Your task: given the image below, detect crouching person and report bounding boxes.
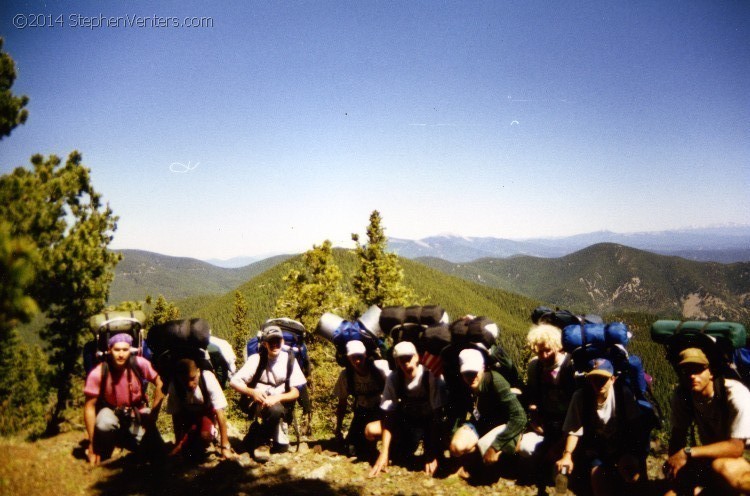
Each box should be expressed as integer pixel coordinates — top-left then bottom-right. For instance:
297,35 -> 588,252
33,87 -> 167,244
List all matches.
166,358 -> 234,461
367,341 -> 448,478
230,325 -> 306,461
556,358 -> 648,496
334,340 -> 390,459
663,347 -> 750,495
449,349 -> 528,477
83,333 -> 165,465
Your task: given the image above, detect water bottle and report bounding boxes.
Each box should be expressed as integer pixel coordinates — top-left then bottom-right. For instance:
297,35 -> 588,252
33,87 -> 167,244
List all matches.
555,466 -> 569,495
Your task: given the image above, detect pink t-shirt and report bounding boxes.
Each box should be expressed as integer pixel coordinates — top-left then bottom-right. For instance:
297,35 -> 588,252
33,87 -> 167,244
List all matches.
84,356 -> 159,408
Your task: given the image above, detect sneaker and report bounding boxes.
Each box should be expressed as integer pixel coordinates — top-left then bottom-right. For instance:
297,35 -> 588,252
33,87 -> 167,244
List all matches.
270,443 -> 289,454
252,444 -> 271,463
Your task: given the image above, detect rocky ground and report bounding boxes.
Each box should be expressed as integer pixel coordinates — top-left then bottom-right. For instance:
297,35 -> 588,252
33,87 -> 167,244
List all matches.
0,427 -> 672,496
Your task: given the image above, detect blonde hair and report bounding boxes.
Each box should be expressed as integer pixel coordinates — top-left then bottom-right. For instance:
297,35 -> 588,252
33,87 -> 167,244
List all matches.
527,323 -> 562,353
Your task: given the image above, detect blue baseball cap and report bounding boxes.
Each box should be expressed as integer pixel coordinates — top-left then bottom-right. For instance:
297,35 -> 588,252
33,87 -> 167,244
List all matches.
586,358 -> 614,378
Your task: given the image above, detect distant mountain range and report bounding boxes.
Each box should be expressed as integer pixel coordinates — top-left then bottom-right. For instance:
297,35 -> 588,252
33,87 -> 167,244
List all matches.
419,243 -> 750,321
387,225 -> 750,263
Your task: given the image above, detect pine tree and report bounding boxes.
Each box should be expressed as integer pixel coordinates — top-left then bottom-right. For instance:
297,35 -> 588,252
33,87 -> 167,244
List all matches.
0,152 -> 121,433
351,210 -> 414,308
0,38 -> 29,140
274,240 -> 355,336
147,294 -> 180,327
231,290 -> 249,361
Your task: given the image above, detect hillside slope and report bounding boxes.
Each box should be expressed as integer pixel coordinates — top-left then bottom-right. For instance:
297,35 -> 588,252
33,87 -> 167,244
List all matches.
108,250 -> 291,303
419,243 -> 750,321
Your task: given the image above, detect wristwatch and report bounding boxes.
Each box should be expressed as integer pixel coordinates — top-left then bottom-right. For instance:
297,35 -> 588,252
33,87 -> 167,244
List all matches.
684,446 -> 692,458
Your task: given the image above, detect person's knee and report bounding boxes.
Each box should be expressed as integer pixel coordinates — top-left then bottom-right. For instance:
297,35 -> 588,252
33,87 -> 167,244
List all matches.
364,421 -> 381,441
712,457 -> 750,491
265,402 -> 286,422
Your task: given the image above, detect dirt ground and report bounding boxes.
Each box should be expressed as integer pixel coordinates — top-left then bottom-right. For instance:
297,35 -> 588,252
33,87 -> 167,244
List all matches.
0,428 -> 673,496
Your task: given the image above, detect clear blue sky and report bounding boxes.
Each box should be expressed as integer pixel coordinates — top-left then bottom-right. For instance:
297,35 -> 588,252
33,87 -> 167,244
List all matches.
1,1 -> 748,260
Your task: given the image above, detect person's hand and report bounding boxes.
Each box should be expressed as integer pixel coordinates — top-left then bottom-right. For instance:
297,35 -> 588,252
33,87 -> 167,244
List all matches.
262,394 -> 281,408
252,390 -> 267,404
368,452 -> 389,478
424,457 -> 438,476
87,446 -> 101,466
663,449 -> 689,480
556,452 -> 574,475
617,454 -> 641,483
483,447 -> 500,465
220,445 -> 235,460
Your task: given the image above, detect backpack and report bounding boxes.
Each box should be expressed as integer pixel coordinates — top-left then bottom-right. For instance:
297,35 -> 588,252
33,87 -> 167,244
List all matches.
563,319 -> 661,430
84,310 -> 147,375
246,318 -> 310,376
650,320 -> 747,384
146,318 -> 215,394
345,358 -> 387,405
531,306 -> 603,330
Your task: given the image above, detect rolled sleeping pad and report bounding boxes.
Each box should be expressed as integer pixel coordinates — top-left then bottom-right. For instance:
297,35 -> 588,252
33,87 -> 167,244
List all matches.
449,318 -> 470,346
420,305 -> 446,327
421,324 -> 451,356
650,320 -> 746,349
393,322 -> 424,346
404,306 -> 422,325
358,305 -> 383,338
562,322 -> 630,352
147,318 -> 211,356
379,306 -> 405,336
316,312 -> 344,343
90,310 -> 147,334
468,316 -> 500,349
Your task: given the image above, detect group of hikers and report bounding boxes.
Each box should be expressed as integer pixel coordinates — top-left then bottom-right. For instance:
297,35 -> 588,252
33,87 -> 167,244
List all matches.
82,307 -> 750,495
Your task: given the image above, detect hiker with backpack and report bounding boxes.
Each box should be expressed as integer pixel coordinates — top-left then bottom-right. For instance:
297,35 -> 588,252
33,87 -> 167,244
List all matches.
448,348 -> 528,476
523,323 -> 578,475
334,340 -> 391,459
366,341 -> 448,478
166,358 -> 234,461
230,324 -> 307,461
83,332 -> 165,466
662,347 -> 750,495
555,358 -> 648,495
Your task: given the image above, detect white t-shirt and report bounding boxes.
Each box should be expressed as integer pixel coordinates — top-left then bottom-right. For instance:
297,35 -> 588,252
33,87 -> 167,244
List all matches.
671,378 -> 750,447
231,351 -> 306,396
380,364 -> 447,413
562,383 -> 639,440
166,369 -> 228,414
334,359 -> 390,410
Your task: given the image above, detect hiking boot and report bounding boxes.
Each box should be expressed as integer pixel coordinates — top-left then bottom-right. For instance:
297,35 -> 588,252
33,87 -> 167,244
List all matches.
252,444 -> 271,463
270,442 -> 289,454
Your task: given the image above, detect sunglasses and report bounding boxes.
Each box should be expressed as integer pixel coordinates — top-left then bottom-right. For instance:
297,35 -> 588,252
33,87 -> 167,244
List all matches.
680,364 -> 708,376
265,338 -> 283,348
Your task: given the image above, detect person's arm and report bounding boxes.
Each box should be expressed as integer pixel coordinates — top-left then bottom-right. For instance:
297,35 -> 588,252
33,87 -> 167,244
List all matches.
215,408 -> 234,459
262,385 -> 299,407
84,396 -> 100,465
556,434 -> 579,474
335,397 -> 348,440
229,358 -> 267,404
149,375 -> 165,421
369,414 -> 393,477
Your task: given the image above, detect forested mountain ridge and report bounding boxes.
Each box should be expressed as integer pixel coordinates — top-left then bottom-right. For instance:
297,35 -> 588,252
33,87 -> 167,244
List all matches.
418,243 -> 750,322
108,249 -> 292,303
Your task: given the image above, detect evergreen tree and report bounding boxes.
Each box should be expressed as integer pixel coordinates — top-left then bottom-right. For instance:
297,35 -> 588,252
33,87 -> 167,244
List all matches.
274,240 -> 355,336
230,290 -> 249,361
351,210 -> 414,308
147,294 -> 180,327
0,38 -> 29,140
0,152 -> 121,433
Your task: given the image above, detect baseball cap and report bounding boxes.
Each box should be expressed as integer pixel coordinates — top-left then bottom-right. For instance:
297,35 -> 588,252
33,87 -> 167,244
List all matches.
586,358 -> 614,378
459,348 -> 484,374
393,340 -> 417,358
262,325 -> 283,342
346,340 -> 367,356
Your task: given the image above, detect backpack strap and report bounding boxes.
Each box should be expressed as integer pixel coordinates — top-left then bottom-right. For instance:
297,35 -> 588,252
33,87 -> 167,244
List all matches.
249,351 -> 268,389
284,348 -> 295,393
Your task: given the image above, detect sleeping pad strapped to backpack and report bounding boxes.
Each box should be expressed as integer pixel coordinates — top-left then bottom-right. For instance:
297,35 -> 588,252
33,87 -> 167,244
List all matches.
563,318 -> 661,430
146,318 -> 214,393
650,319 -> 748,386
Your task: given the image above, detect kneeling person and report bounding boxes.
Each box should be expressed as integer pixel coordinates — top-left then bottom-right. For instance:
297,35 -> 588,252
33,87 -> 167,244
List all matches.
167,358 -> 233,460
450,349 -> 527,472
83,333 -> 165,465
230,325 -> 306,459
334,340 -> 390,458
367,341 -> 448,477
